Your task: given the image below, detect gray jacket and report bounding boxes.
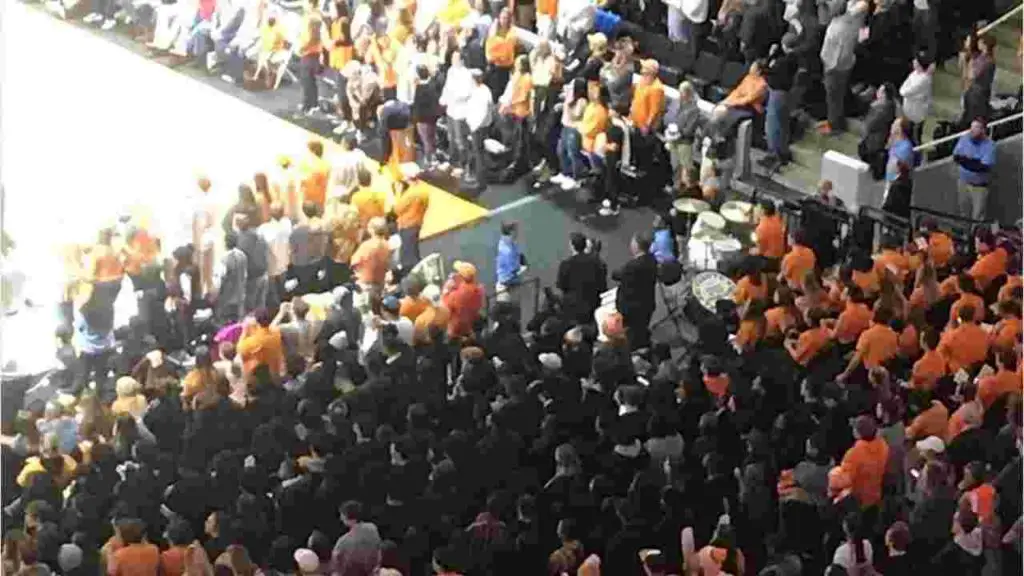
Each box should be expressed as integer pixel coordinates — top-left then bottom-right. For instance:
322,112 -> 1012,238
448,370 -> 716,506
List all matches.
819,11 -> 863,72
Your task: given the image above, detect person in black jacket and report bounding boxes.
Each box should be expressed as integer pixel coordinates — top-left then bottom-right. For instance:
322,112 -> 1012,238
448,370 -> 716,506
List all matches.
760,34 -> 801,169
739,0 -> 784,65
881,159 -> 914,219
556,233 -> 608,325
613,233 -> 658,351
411,65 -> 441,167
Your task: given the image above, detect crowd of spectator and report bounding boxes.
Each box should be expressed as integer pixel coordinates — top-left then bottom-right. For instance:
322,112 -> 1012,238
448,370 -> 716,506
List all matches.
7,0 -> 1024,573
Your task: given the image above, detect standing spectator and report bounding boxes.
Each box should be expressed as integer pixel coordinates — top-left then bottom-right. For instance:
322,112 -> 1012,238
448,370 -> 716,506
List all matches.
331,501 -> 382,576
259,202 -> 292,309
953,118 -> 996,220
236,215 -> 270,313
961,35 -> 997,125
613,233 -> 658,350
881,161 -> 914,220
499,55 -> 535,172
440,51 -> 474,178
885,118 -> 916,182
412,66 -> 442,167
912,0 -> 937,64
300,140 -> 331,212
350,217 -> 392,291
529,40 -> 562,124
297,0 -> 324,116
215,232 -> 247,323
858,84 -> 898,179
107,519 -> 161,576
556,232 -> 607,325
900,54 -> 935,144
553,80 -> 589,190
289,202 -> 329,295
465,70 -> 495,187
484,8 -> 517,98
761,35 -> 800,169
665,0 -> 708,46
495,221 -> 526,301
442,261 -> 485,341
818,1 -> 867,135
238,307 -> 285,377
393,177 -> 430,272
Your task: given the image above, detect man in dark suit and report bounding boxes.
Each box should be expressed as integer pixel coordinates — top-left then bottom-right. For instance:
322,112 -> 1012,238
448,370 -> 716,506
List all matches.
556,233 -> 608,325
613,233 -> 658,350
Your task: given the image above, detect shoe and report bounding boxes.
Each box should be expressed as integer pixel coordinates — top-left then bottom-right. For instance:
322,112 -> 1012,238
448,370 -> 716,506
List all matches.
816,121 -> 833,136
101,18 -> 116,29
221,74 -> 235,84
599,199 -> 619,216
560,178 -> 578,191
206,52 -> 217,71
84,12 -> 101,22
452,167 -> 464,178
438,162 -> 450,172
532,158 -> 546,173
550,173 -> 566,184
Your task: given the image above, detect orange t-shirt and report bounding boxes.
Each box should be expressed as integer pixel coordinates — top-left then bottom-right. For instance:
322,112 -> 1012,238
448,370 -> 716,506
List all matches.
123,230 -> 160,276
907,400 -> 949,440
160,546 -> 187,576
911,349 -> 946,391
485,31 -> 516,67
370,43 -> 398,88
992,317 -> 1022,352
899,323 -> 920,358
735,319 -> 761,351
704,374 -> 730,399
301,155 -> 331,209
508,74 -> 534,119
791,326 -> 830,366
537,0 -> 557,16
734,276 -> 768,306
394,184 -> 430,230
350,186 -> 387,229
579,102 -> 609,152
967,484 -> 997,523
413,303 -> 451,343
939,322 -> 989,373
840,437 -> 890,508
351,237 -> 391,286
856,323 -> 899,370
755,215 -> 786,259
109,543 -> 161,576
238,325 -> 285,376
834,301 -> 872,344
399,295 -> 431,321
782,245 -> 817,288
874,249 -> 910,279
969,248 -> 1008,291
329,35 -> 354,71
90,245 -> 124,283
998,275 -> 1022,303
949,292 -> 985,326
928,232 -> 955,269
765,307 -> 796,338
629,79 -> 665,131
298,13 -> 323,57
977,369 -> 1022,409
852,269 -> 880,296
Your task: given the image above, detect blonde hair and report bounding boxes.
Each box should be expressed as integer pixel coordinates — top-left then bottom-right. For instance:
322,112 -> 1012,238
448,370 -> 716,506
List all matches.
368,216 -> 389,237
116,376 -> 141,398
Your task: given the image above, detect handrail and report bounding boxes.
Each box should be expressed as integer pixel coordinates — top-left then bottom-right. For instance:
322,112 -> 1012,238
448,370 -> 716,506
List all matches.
978,3 -> 1024,36
911,112 -> 1024,153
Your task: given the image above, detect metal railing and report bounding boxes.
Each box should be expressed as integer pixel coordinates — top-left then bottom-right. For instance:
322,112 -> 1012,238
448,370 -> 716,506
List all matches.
483,276 -> 543,327
912,112 -> 1024,154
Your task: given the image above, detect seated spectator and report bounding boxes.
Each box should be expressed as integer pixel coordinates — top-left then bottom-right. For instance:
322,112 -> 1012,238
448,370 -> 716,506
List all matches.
722,60 -> 769,125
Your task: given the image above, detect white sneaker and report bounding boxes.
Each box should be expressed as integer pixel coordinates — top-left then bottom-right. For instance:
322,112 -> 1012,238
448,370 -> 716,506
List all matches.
84,12 -> 101,23
206,52 -> 217,71
560,178 -> 578,191
221,74 -> 235,84
452,167 -> 464,178
101,18 -> 116,29
550,173 -> 566,184
332,124 -> 348,135
438,162 -> 451,172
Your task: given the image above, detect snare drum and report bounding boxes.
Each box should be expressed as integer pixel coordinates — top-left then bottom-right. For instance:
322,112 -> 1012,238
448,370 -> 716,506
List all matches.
690,211 -> 726,239
720,201 -> 755,246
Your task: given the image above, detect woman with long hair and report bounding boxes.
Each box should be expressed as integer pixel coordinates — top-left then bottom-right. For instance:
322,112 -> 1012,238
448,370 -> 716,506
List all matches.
223,185 -> 263,234
484,8 -> 516,97
832,513 -> 874,573
765,284 -> 802,341
252,173 -> 273,223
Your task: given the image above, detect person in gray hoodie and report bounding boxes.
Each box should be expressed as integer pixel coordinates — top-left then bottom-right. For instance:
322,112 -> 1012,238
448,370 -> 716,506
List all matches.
817,1 -> 867,135
331,500 -> 382,576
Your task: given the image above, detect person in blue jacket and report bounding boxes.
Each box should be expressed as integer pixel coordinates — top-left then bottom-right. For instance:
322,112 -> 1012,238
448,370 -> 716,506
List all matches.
650,214 -> 677,265
953,118 -> 996,221
496,221 -> 526,298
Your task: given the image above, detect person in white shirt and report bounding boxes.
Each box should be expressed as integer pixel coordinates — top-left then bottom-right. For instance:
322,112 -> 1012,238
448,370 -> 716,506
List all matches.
329,134 -> 371,200
665,0 -> 708,44
167,175 -> 219,299
899,53 -> 934,144
259,202 -> 293,309
464,69 -> 495,187
439,52 -> 475,176
556,0 -> 596,51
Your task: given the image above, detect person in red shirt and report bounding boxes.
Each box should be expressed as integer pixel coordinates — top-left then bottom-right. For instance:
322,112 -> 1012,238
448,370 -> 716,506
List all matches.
840,416 -> 890,509
442,261 -> 485,341
977,349 -> 1021,410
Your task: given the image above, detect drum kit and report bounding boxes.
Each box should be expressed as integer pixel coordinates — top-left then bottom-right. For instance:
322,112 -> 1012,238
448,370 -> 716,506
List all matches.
673,198 -> 755,271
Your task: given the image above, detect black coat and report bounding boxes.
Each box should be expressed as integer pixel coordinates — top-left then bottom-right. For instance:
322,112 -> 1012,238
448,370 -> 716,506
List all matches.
557,252 -> 608,323
613,254 -> 658,317
881,174 -> 913,220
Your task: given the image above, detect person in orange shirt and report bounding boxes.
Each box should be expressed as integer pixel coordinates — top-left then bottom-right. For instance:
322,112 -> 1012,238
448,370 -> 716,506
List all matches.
160,519 -> 193,576
296,0 -> 324,114
969,229 -> 1008,291
399,275 -> 430,321
733,259 -> 769,309
920,220 -> 955,270
350,169 -> 386,229
368,33 -> 398,99
911,329 -> 946,391
840,416 -> 890,509
959,461 -> 997,525
991,300 -> 1022,352
237,308 -> 285,377
300,140 -> 331,210
998,275 -> 1022,304
394,177 -> 430,271
500,55 -> 535,166
122,225 -> 162,291
484,9 -> 517,96
786,308 -> 831,367
722,60 -> 768,116
948,274 -> 984,327
701,357 -> 731,401
107,518 -> 161,576
630,59 -> 666,134
977,349 -> 1021,409
839,307 -> 899,382
939,304 -> 990,374
909,260 -> 940,314
850,255 -> 880,297
906,392 -> 949,440
873,237 -> 910,284
442,261 -> 485,340
753,201 -> 786,259
829,286 -> 872,347
578,83 -> 610,164
734,303 -> 765,353
780,230 -> 817,289
350,217 -> 392,289
765,285 -> 802,341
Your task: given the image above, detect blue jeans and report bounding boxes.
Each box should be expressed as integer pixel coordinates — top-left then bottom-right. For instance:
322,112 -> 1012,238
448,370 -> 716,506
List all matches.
224,45 -> 246,83
557,127 -> 583,178
765,88 -> 790,158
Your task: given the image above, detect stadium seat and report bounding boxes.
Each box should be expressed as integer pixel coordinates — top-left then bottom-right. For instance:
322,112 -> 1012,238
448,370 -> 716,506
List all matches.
707,60 -> 746,103
686,51 -> 724,99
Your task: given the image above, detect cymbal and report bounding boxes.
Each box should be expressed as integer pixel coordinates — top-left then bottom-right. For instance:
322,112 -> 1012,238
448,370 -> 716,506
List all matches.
673,198 -> 710,214
691,228 -> 728,241
720,200 -> 753,223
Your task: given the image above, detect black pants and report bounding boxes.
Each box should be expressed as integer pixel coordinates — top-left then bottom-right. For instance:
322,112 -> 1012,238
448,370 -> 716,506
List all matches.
603,151 -> 622,208
299,54 -> 320,112
288,260 -> 324,296
486,65 -> 511,101
622,307 -> 653,350
333,71 -> 351,120
469,127 -> 489,186
75,349 -> 114,400
398,226 -> 421,271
